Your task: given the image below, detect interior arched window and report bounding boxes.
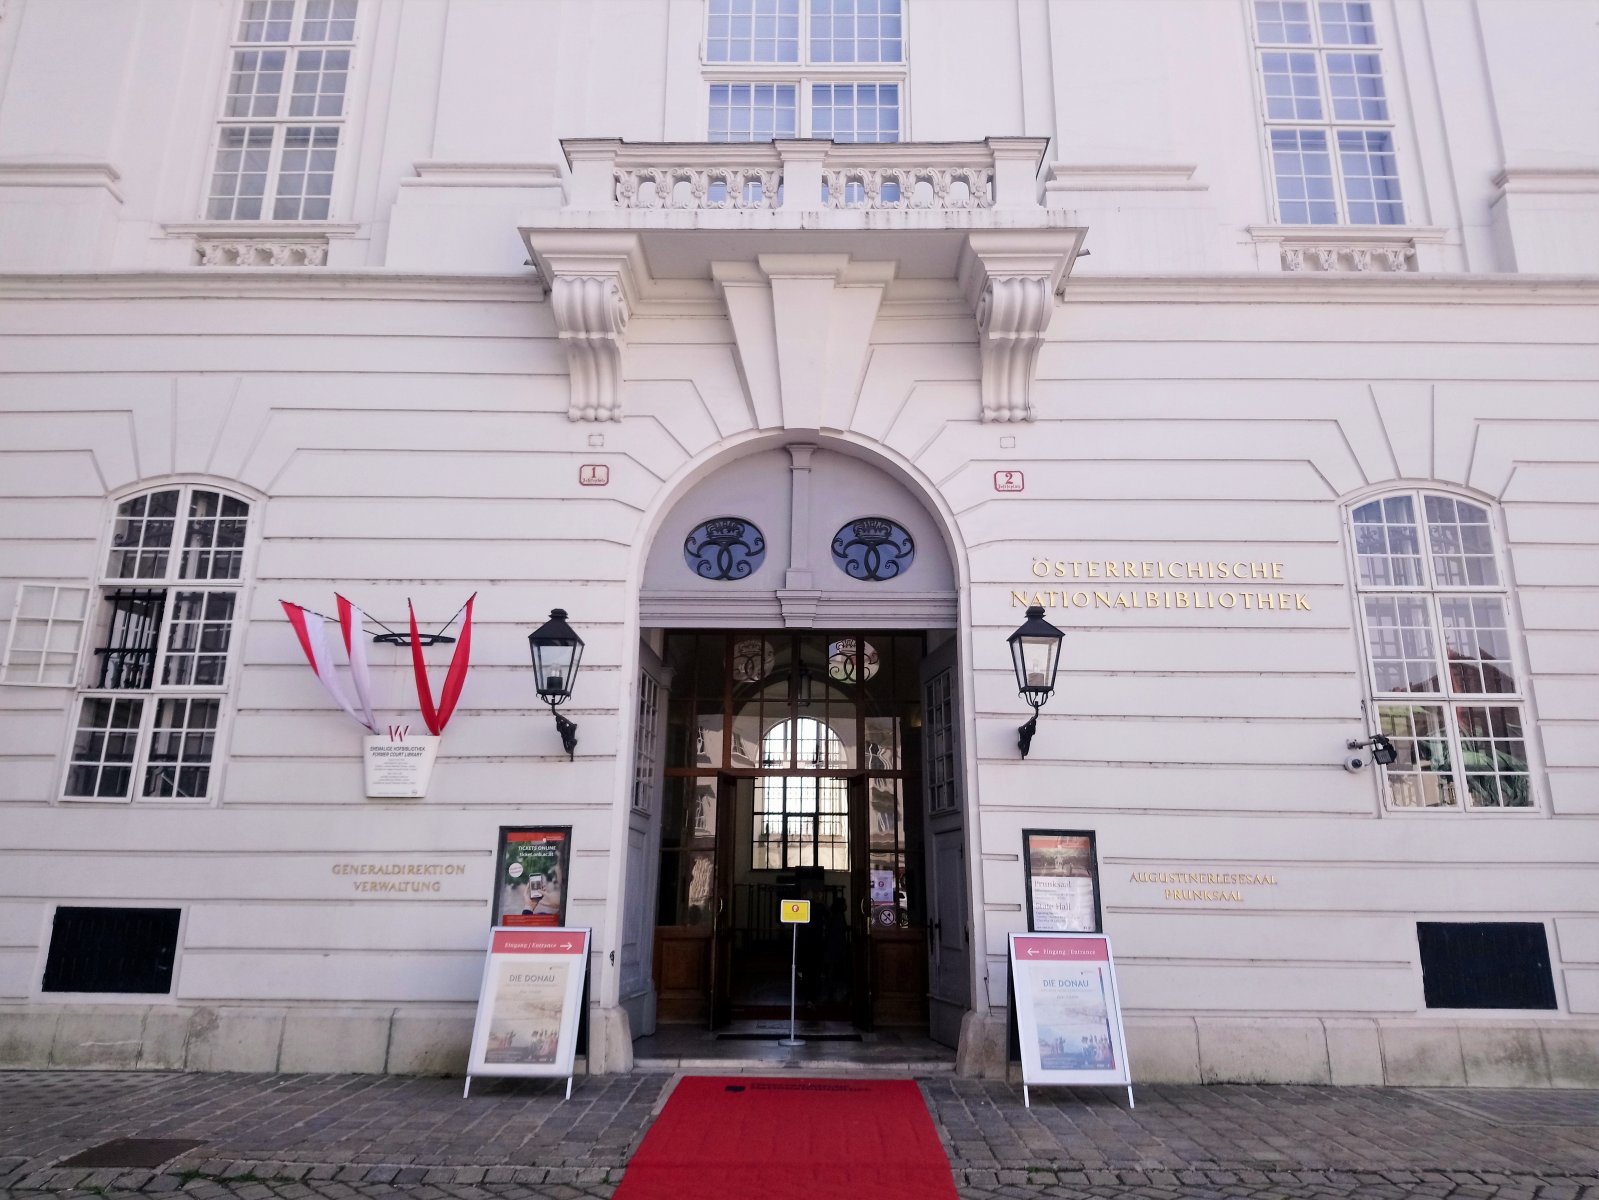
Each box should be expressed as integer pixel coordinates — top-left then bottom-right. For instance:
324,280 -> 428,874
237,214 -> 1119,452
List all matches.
1348,491 -> 1531,809
751,716 -> 850,869
64,486 -> 252,801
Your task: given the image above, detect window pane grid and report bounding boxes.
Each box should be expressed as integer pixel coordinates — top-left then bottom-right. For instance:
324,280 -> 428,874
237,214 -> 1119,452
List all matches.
1352,492 -> 1530,813
1338,129 -> 1404,224
239,0 -> 295,43
288,48 -> 350,118
1254,0 -> 1401,225
160,592 -> 237,688
66,697 -> 144,799
810,0 -> 903,64
706,1 -> 902,139
708,0 -> 799,63
272,125 -> 339,219
1269,129 -> 1338,224
71,486 -> 250,803
1456,704 -> 1531,808
207,126 -> 275,221
211,0 -> 353,221
225,49 -> 287,118
811,82 -> 899,142
143,697 -> 221,799
708,82 -> 798,141
108,490 -> 180,580
182,491 -> 250,581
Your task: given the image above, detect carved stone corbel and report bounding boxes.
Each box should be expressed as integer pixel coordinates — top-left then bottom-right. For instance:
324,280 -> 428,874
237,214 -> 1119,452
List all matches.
550,274 -> 630,422
524,233 -> 645,423
959,231 -> 1083,423
973,275 -> 1055,423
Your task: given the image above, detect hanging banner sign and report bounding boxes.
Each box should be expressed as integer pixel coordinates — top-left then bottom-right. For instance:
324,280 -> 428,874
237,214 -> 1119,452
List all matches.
465,927 -> 590,1099
1009,932 -> 1133,1108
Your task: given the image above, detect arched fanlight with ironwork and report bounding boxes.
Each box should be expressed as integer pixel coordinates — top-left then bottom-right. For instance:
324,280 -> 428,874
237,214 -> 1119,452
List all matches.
1008,604 -> 1064,758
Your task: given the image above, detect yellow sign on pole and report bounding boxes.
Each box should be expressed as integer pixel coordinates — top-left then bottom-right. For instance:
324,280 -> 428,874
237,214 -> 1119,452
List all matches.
780,899 -> 811,924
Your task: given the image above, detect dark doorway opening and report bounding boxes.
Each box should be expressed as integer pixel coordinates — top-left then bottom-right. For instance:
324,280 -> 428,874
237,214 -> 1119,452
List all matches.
652,631 -> 929,1031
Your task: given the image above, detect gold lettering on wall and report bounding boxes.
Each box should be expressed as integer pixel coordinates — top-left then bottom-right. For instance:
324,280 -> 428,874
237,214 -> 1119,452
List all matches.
331,861 -> 468,896
1128,870 -> 1280,906
1014,559 -> 1309,612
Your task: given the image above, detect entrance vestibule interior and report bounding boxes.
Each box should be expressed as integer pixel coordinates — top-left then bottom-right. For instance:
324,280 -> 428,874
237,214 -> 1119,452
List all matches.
652,630 -> 934,1032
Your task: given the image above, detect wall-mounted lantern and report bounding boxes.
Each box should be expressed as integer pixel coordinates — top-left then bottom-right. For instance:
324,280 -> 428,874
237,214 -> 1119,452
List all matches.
528,608 -> 584,760
1008,604 -> 1064,759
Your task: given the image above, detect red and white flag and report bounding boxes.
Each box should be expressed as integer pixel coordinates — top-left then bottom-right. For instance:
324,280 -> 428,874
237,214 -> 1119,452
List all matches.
282,598 -> 379,733
408,593 -> 474,736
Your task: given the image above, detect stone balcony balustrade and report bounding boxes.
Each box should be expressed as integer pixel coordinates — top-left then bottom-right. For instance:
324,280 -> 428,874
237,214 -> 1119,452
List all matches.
522,138 -> 1083,426
558,137 -> 1052,221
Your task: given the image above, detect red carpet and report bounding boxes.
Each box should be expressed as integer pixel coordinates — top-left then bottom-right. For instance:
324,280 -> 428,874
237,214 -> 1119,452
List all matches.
614,1075 -> 958,1200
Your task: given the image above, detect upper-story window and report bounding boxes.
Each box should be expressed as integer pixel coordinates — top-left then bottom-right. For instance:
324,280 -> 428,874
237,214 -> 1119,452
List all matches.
63,487 -> 252,802
1347,491 -> 1531,811
705,0 -> 904,142
206,0 -> 358,220
1252,1 -> 1404,225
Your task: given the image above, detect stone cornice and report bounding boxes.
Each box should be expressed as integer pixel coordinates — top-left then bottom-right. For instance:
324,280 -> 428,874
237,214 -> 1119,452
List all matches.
0,270 -> 1590,308
0,270 -> 544,303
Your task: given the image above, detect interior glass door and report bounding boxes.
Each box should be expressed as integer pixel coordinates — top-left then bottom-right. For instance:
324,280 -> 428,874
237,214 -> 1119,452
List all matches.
653,631 -> 928,1029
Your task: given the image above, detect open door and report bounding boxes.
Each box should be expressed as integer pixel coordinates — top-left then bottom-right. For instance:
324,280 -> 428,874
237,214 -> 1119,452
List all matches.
709,774 -> 736,1029
921,636 -> 970,1048
848,776 -> 872,1029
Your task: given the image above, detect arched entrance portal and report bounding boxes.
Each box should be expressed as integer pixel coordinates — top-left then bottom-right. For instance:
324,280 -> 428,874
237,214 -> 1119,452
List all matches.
623,443 -> 970,1047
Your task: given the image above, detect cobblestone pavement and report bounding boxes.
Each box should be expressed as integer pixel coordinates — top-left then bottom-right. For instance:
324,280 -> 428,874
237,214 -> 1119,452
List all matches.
1,1071 -> 1595,1199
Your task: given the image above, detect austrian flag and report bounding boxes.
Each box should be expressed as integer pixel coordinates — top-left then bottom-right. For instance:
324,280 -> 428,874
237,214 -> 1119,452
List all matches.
282,593 -> 475,736
281,594 -> 379,733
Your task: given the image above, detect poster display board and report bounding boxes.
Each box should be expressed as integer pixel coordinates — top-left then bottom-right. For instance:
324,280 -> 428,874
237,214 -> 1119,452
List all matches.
1009,932 -> 1133,1108
1022,829 -> 1101,933
492,827 -> 571,927
464,927 -> 590,1098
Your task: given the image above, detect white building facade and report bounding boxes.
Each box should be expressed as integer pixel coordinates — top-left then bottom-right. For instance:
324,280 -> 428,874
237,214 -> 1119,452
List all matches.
0,0 -> 1596,1086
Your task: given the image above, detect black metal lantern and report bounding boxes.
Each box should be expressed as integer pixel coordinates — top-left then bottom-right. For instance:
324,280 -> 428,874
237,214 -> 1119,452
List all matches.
528,608 -> 584,759
1008,604 -> 1064,758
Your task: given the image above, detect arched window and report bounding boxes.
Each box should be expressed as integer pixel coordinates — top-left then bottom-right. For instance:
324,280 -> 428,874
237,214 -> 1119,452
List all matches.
1348,490 -> 1531,809
63,485 -> 252,801
751,717 -> 850,869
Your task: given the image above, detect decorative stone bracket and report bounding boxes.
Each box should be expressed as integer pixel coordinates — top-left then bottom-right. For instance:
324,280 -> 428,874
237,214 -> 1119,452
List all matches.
958,230 -> 1084,423
524,233 -> 645,422
1247,225 -> 1446,274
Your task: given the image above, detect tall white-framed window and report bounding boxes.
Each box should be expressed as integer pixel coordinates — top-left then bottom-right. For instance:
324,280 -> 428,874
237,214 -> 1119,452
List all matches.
1252,1 -> 1404,224
704,0 -> 905,142
206,0 -> 358,220
1347,489 -> 1533,811
62,486 -> 253,802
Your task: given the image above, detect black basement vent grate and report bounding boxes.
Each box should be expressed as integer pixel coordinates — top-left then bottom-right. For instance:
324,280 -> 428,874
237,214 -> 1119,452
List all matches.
42,906 -> 180,994
56,1138 -> 203,1169
1417,921 -> 1557,1010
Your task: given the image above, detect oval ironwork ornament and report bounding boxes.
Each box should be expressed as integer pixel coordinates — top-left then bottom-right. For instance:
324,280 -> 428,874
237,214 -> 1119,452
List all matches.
684,517 -> 766,581
831,517 -> 915,582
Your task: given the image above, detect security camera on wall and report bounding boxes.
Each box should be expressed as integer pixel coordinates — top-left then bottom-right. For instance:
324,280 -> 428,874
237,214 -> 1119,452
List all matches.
1343,753 -> 1367,773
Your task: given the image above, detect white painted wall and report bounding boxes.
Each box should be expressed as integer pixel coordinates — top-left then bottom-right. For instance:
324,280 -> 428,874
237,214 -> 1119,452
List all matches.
0,0 -> 1595,1083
